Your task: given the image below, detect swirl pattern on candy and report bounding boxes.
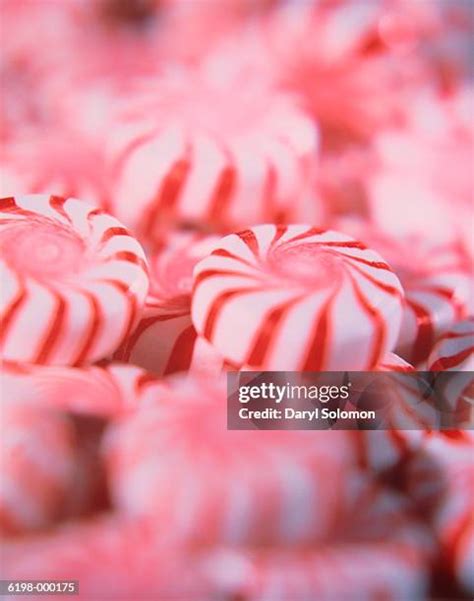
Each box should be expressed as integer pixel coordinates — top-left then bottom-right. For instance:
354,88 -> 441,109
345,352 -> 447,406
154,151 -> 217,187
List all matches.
192,224 -> 404,370
0,194 -> 149,365
335,219 -> 472,365
103,374 -> 354,545
106,72 -> 320,240
114,231 -> 226,375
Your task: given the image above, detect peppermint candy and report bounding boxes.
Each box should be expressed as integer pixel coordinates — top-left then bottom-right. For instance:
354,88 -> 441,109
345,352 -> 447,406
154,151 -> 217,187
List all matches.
107,73 -> 320,240
103,373 -> 354,545
0,400 -> 76,534
192,225 -> 404,370
0,195 -> 149,365
114,231 -> 226,375
335,219 -> 472,365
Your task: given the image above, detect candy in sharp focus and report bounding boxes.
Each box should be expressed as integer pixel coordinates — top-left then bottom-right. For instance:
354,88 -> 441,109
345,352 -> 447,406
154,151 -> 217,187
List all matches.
335,218 -> 472,365
0,399 -> 76,534
0,194 -> 149,365
114,231 -> 227,376
191,224 -> 404,371
103,373 -> 355,545
106,70 -> 320,240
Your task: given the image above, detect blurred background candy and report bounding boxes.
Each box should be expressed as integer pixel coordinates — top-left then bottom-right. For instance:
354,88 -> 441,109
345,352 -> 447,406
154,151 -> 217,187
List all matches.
0,0 -> 473,599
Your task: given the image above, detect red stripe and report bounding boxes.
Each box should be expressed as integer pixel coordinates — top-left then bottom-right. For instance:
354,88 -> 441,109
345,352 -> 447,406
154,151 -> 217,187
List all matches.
0,286 -> 27,347
283,227 -> 326,244
87,208 -> 106,218
107,251 -> 148,273
319,240 -> 368,249
405,298 -> 434,365
203,287 -> 266,340
34,293 -> 67,363
350,275 -> 385,368
344,254 -> 391,270
143,149 -> 191,238
302,292 -> 336,370
269,224 -> 288,249
193,269 -> 259,287
208,161 -> 236,222
135,372 -> 159,391
49,195 -> 71,223
73,292 -> 102,365
164,324 -> 197,375
210,248 -> 255,268
236,229 -> 259,257
430,346 -> 474,370
246,296 -> 303,367
101,227 -> 129,243
0,197 -> 18,212
349,262 -> 402,297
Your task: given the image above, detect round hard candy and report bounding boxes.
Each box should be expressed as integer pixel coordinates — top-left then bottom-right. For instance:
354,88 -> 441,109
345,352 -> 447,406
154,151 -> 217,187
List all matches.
191,224 -> 404,370
405,432 -> 474,595
107,72 -> 320,240
1,360 -> 158,418
198,542 -> 430,601
428,317 -> 474,372
0,400 -> 76,534
335,218 -> 472,365
103,373 -> 354,545
114,231 -> 226,376
0,194 -> 149,365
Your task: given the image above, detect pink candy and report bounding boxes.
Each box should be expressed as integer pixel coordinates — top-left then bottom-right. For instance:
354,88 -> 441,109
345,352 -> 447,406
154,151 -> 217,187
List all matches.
107,72 -> 320,239
335,218 -> 472,364
114,231 -> 225,376
0,400 -> 76,534
0,195 -> 149,365
103,374 -> 354,545
192,225 -> 404,370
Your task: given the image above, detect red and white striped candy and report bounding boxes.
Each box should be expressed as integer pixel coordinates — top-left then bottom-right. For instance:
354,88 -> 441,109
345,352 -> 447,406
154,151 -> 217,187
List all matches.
0,400 -> 76,535
103,373 -> 354,545
428,318 -> 474,420
0,130 -> 109,209
0,195 -> 149,365
107,72 -> 320,239
1,360 -> 159,418
428,317 -> 474,372
2,515 -> 196,600
335,219 -> 472,365
199,542 -> 429,601
114,299 -> 227,377
114,231 -> 226,376
191,225 -> 404,371
405,433 -> 474,595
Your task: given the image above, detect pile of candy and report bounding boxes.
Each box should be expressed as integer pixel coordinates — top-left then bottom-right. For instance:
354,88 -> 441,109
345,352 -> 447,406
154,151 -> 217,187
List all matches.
1,1 -> 473,599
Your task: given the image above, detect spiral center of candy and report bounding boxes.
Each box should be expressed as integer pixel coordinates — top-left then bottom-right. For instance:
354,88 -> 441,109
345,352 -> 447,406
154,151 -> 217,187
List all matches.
270,243 -> 343,286
0,221 -> 86,280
